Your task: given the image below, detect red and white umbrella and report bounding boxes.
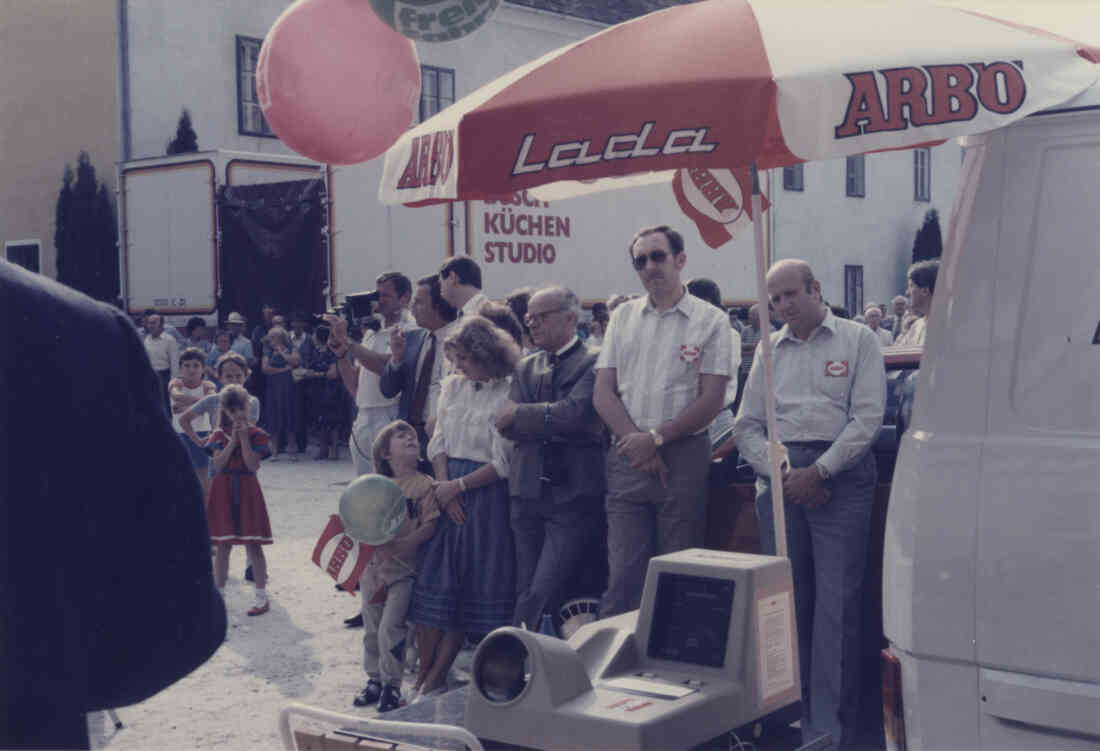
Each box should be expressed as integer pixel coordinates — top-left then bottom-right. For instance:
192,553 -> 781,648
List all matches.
379,0 -> 1099,554
381,0 -> 1098,205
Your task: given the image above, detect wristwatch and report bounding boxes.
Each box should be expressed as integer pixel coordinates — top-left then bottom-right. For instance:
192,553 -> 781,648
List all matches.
815,461 -> 831,481
649,429 -> 665,448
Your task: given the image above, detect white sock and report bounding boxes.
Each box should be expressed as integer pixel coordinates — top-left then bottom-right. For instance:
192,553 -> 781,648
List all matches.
254,587 -> 267,605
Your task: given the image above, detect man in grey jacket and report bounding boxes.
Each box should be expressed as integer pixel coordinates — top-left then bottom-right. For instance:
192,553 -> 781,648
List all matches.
495,286 -> 606,630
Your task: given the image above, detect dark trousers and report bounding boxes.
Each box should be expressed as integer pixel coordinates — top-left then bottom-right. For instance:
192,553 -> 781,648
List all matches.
510,492 -> 604,630
154,369 -> 171,416
294,379 -> 309,453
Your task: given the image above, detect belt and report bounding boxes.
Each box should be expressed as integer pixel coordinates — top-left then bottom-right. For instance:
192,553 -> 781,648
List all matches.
785,440 -> 832,450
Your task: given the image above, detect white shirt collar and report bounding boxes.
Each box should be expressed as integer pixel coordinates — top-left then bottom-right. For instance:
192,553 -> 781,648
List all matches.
555,336 -> 580,357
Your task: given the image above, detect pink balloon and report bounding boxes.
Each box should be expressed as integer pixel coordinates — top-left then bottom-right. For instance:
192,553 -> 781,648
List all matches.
256,0 -> 421,165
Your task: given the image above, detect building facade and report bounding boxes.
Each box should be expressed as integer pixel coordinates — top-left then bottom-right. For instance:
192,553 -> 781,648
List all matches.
0,0 -> 119,278
6,0 -> 959,312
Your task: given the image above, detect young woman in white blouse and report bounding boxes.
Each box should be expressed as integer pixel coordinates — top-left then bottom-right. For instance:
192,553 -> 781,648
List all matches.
408,316 -> 520,700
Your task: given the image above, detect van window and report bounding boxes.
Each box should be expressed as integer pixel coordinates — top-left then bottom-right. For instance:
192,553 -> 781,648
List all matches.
1011,141 -> 1100,432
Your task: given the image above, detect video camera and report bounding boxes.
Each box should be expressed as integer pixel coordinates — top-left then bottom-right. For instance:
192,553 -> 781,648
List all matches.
328,290 -> 379,324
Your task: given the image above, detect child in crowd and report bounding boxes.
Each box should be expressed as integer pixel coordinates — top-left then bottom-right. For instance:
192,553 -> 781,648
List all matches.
352,420 -> 440,712
262,326 -> 299,460
206,330 -> 233,388
207,384 -> 274,616
169,348 -> 218,498
180,352 -> 261,462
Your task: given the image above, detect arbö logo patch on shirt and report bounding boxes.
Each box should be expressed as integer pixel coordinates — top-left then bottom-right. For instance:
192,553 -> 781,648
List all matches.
680,344 -> 702,365
825,360 -> 849,377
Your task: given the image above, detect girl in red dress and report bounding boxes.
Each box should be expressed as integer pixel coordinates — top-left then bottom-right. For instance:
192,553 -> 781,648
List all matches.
207,384 -> 274,616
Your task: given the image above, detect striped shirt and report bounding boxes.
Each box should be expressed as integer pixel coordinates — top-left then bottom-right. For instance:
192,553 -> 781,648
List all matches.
427,373 -> 513,478
733,310 -> 885,478
596,289 -> 732,433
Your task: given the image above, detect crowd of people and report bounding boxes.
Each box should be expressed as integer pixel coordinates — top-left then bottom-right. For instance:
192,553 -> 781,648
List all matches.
133,230 -> 938,747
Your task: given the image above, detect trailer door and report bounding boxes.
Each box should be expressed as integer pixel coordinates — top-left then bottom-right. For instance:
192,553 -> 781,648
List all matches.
121,159 -> 217,314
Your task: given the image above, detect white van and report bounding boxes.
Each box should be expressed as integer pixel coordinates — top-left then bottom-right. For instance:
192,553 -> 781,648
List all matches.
882,82 -> 1100,750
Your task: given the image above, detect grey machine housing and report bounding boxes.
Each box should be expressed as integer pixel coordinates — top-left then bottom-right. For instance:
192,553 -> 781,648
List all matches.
465,548 -> 801,750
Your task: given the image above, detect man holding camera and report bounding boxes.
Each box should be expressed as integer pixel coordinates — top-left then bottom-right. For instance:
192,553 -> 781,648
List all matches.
494,286 -> 607,630
329,272 -> 416,475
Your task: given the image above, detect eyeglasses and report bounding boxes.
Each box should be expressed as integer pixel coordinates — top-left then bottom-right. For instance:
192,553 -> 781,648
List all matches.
525,308 -> 566,327
631,249 -> 670,270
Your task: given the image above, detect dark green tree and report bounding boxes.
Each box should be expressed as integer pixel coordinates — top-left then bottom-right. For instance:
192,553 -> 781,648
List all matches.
55,152 -> 118,301
54,164 -> 75,283
912,208 -> 943,263
166,108 -> 199,154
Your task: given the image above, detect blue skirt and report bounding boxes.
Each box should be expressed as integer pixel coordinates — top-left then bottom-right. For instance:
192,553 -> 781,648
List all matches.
409,458 -> 515,634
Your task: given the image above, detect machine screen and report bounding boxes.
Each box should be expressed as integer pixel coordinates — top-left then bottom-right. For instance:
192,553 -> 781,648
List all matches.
647,573 -> 734,668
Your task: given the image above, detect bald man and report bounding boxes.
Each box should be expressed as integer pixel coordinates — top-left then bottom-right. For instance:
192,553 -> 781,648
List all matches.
733,259 -> 885,750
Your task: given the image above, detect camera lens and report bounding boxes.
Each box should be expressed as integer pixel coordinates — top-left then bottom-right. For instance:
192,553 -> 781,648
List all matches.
475,633 -> 530,704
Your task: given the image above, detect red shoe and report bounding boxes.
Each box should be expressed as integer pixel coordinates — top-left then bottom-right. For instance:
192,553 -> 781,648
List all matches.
247,601 -> 270,617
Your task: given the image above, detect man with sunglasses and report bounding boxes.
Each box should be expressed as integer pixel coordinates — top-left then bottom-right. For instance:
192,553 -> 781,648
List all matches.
494,286 -> 606,631
592,226 -> 732,617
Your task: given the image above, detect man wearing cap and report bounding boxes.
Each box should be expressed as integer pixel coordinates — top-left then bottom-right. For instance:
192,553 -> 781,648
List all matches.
225,312 -> 255,367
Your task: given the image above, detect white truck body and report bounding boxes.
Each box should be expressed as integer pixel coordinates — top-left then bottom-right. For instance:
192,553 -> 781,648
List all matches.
327,160 -> 759,307
118,149 -> 325,321
883,82 -> 1100,749
119,150 -> 762,326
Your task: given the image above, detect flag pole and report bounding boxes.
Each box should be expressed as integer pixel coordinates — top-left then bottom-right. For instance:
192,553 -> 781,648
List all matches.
751,163 -> 789,558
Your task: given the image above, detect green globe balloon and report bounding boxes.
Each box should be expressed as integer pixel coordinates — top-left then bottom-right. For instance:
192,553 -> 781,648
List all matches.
369,0 -> 499,43
338,474 -> 407,545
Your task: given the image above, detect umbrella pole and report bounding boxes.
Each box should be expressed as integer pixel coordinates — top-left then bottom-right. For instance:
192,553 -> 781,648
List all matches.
751,167 -> 789,558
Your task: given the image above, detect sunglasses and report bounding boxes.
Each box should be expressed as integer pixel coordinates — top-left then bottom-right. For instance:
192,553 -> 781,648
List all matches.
631,249 -> 670,270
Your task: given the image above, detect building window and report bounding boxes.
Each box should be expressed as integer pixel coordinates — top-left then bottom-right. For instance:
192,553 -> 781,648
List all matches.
6,240 -> 40,273
845,155 -> 865,197
844,265 -> 864,318
420,65 -> 455,123
236,36 -> 276,138
782,164 -> 804,191
914,148 -> 931,202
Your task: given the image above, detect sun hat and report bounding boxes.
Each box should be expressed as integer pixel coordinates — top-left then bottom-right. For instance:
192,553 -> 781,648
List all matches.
338,474 -> 407,545
227,312 -> 246,324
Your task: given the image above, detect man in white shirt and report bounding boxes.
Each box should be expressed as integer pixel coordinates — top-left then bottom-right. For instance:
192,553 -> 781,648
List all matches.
380,274 -> 459,453
593,226 -> 731,617
863,305 -> 894,347
733,259 -> 885,750
439,256 -> 488,320
894,260 -> 939,347
331,272 -> 417,475
143,313 -> 179,413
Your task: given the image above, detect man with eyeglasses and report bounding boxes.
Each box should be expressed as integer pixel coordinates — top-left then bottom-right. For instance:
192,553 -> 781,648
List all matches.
592,226 -> 732,616
494,286 -> 606,630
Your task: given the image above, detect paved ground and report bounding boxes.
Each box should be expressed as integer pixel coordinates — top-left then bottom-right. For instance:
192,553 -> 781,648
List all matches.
90,453 -> 475,751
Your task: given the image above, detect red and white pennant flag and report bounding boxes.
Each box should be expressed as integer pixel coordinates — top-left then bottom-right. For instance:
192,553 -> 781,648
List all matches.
672,167 -> 770,249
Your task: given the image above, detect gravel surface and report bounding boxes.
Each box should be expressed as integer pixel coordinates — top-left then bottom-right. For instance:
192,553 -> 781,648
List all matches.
89,454 -> 467,751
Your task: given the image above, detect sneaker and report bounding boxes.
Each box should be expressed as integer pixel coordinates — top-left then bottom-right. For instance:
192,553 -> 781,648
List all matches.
378,684 -> 402,713
343,613 -> 364,628
353,679 -> 383,707
247,600 -> 270,617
